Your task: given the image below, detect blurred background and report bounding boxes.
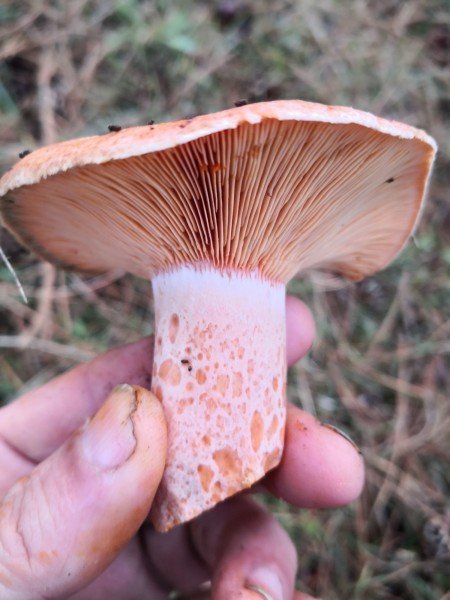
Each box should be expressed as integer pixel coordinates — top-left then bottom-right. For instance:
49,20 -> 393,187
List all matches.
0,1 -> 449,598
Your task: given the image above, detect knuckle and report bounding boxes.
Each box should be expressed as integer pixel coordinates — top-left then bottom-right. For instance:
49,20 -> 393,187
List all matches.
0,473 -> 60,593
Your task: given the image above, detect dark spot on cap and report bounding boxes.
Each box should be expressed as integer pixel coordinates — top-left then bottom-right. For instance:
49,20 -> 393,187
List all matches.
188,366 -> 193,372
234,99 -> 248,107
147,120 -> 155,125
385,177 -> 395,183
108,125 -> 122,132
181,359 -> 190,364
19,150 -> 31,159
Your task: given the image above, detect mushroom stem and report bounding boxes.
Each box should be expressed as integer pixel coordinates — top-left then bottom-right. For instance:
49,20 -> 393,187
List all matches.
149,264 -> 286,531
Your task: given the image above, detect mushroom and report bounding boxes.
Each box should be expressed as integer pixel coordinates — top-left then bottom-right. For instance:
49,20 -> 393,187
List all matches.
0,100 -> 436,532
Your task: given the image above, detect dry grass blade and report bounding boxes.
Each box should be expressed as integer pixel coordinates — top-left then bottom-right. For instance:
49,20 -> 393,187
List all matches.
0,335 -> 94,362
20,262 -> 56,344
0,245 -> 27,304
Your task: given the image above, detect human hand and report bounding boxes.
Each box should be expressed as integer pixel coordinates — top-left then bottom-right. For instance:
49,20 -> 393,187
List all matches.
0,296 -> 364,599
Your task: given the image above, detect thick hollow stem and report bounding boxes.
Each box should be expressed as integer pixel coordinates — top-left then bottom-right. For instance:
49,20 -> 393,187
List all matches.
150,265 -> 286,531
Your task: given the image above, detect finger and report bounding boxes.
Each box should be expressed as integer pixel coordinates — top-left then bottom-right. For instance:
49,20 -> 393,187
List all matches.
0,295 -> 313,472
192,496 -> 297,600
145,521 -> 210,593
286,295 -> 315,366
0,336 -> 154,466
146,496 -> 297,599
144,404 -> 362,596
265,404 -> 364,508
70,538 -> 166,600
0,385 -> 167,599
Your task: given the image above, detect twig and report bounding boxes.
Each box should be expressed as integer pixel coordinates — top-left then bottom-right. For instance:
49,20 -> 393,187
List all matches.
37,48 -> 57,145
21,262 -> 56,343
366,273 -> 407,357
0,335 -> 94,362
355,359 -> 447,403
0,245 -> 28,304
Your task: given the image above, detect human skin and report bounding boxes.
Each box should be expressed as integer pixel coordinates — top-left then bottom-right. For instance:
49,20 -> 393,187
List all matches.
0,296 -> 364,599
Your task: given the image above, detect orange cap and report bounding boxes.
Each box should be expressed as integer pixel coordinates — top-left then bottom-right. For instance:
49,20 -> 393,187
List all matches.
0,99 -> 436,283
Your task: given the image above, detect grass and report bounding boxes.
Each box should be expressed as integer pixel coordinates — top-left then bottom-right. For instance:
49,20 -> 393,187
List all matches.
1,1 -> 449,598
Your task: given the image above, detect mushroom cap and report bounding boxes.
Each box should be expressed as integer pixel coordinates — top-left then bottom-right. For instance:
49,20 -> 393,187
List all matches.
0,100 -> 436,282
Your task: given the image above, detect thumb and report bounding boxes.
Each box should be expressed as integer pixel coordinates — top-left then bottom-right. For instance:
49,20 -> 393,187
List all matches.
0,384 -> 166,599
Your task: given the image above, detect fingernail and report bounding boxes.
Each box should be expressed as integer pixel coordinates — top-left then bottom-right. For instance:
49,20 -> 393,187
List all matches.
321,422 -> 362,455
245,566 -> 284,600
242,589 -> 272,600
82,384 -> 138,470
